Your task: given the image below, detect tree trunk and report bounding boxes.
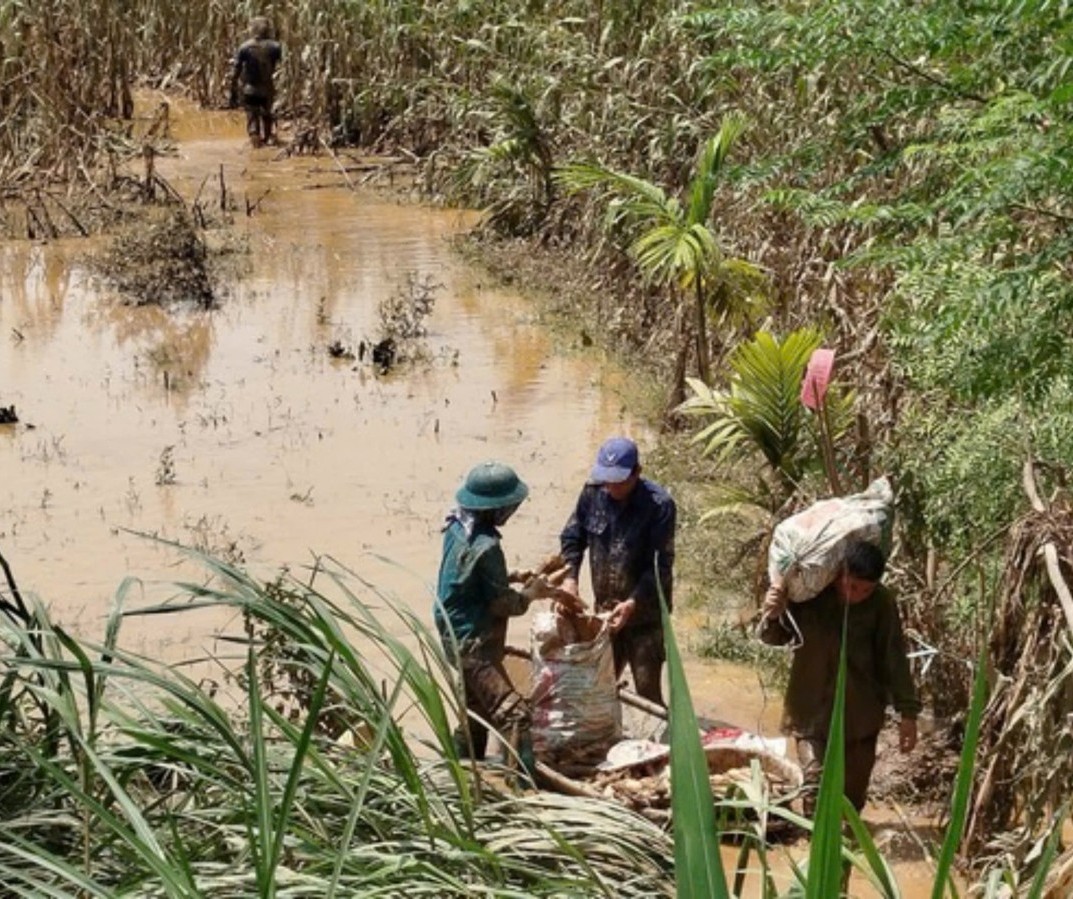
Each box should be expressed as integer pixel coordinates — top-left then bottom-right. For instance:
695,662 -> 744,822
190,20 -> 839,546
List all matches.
694,277 -> 711,384
664,306 -> 691,423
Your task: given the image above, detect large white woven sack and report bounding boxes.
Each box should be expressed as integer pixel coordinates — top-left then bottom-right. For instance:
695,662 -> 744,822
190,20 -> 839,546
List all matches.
530,611 -> 621,774
768,476 -> 894,602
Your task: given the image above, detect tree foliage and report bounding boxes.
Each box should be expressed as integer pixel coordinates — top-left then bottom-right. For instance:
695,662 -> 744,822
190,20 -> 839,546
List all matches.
556,114 -> 764,386
679,328 -> 855,508
686,0 -> 1073,560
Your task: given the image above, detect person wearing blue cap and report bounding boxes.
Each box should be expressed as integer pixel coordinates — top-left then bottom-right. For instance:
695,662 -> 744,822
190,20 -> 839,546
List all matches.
436,461 -> 578,769
559,437 -> 677,705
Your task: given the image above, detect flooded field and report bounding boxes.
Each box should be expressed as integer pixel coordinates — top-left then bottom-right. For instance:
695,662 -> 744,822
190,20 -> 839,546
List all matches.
0,97 -> 947,897
0,99 -> 639,663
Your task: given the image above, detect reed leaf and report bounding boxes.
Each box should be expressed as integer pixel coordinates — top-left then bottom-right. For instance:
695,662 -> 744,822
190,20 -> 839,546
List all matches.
843,801 -> 901,898
659,573 -> 729,898
930,650 -> 989,899
803,606 -> 848,899
1024,807 -> 1067,899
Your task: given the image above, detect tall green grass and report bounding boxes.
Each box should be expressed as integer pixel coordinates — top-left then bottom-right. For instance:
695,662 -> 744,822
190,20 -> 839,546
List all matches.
659,578 -> 729,898
0,548 -> 675,896
0,545 -> 1061,896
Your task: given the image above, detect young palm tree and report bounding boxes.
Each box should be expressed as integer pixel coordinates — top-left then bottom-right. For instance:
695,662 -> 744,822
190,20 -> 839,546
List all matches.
678,327 -> 854,502
555,113 -> 762,398
453,81 -> 556,235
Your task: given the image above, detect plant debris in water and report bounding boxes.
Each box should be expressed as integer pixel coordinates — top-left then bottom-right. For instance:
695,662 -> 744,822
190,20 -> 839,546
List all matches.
93,210 -> 216,308
326,271 -> 443,372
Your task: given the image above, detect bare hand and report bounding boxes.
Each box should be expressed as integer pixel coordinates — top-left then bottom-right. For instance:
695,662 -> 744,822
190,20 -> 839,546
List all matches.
899,717 -> 918,754
537,553 -> 565,576
546,564 -> 572,586
561,577 -> 580,597
508,568 -> 534,584
521,577 -> 584,615
551,589 -> 586,617
520,576 -> 554,603
761,583 -> 788,620
607,599 -> 636,634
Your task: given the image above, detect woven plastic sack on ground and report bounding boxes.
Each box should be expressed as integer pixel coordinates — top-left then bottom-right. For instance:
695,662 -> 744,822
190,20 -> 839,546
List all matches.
530,610 -> 621,776
768,476 -> 894,602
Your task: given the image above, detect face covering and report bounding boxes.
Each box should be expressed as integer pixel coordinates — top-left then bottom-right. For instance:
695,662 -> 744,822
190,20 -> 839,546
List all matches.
491,503 -> 520,528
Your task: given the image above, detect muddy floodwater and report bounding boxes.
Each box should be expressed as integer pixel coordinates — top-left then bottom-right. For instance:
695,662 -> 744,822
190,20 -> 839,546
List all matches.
1,100 -> 641,662
0,97 -> 944,897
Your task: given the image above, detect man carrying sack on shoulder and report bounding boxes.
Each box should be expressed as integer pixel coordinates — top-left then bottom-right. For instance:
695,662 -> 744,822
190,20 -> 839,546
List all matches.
758,539 -> 920,814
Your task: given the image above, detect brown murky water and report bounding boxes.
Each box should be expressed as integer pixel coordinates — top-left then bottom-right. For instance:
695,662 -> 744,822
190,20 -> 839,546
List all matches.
1,98 -> 637,660
0,95 -> 943,896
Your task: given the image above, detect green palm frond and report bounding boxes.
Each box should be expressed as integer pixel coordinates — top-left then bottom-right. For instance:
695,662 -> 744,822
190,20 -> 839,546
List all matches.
554,161 -> 670,212
708,257 -> 771,325
631,221 -> 718,285
557,115 -> 764,385
489,82 -> 542,146
679,328 -> 826,482
686,112 -> 748,226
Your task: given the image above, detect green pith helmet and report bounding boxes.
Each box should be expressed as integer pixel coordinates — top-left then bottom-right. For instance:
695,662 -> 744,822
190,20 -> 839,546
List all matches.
455,462 -> 529,511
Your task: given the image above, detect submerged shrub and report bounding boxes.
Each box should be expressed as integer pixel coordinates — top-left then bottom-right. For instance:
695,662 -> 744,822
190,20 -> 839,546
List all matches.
93,209 -> 216,308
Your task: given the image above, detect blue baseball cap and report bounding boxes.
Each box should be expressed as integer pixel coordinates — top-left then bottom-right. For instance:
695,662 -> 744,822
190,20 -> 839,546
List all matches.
589,436 -> 639,484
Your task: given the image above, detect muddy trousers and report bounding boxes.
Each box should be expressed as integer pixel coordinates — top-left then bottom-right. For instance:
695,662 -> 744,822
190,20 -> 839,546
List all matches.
453,655 -> 531,762
795,732 -> 879,816
243,95 -> 274,145
610,623 -> 666,707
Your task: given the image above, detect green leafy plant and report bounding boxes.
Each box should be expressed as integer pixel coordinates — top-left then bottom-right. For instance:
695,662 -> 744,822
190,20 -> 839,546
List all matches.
556,113 -> 766,394
0,547 -> 679,896
663,587 -> 1063,897
679,328 -> 855,508
659,579 -> 729,897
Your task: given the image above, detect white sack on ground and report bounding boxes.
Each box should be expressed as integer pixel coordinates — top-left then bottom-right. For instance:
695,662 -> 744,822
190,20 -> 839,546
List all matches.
530,611 -> 621,775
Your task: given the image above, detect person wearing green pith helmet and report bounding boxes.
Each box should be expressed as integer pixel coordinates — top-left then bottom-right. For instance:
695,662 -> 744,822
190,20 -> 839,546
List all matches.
435,462 -> 580,773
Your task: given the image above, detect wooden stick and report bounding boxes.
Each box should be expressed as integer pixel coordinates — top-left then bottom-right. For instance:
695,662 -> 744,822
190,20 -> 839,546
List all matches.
618,687 -> 668,721
534,761 -> 603,798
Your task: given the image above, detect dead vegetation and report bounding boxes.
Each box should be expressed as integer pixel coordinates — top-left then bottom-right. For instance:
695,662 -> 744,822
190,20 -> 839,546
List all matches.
539,740 -> 802,842
326,271 -> 444,373
964,461 -> 1073,859
376,270 -> 441,345
91,209 -> 216,308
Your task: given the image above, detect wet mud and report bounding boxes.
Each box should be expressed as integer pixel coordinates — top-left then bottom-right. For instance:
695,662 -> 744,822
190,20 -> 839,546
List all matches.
1,97 -> 634,664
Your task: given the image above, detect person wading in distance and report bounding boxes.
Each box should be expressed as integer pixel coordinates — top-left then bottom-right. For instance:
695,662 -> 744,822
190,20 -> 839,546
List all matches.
230,16 -> 282,148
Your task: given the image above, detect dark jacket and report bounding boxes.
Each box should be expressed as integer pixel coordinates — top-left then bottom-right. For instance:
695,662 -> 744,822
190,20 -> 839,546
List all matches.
559,479 -> 676,629
435,517 -> 530,662
759,583 -> 921,741
233,38 -> 282,101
